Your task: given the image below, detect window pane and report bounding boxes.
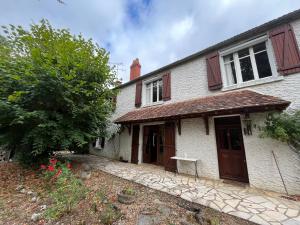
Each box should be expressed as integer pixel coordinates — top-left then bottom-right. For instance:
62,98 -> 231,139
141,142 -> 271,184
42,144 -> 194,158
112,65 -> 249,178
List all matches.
255,51 -> 272,78
219,129 -> 229,149
238,48 -> 249,58
229,128 -> 242,151
253,42 -> 266,53
158,79 -> 162,101
239,56 -> 254,82
146,83 -> 151,104
224,54 -> 233,63
225,61 -> 237,85
152,81 -> 157,102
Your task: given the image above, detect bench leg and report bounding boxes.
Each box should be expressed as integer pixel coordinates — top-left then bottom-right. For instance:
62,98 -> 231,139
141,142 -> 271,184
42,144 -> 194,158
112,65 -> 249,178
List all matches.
194,161 -> 199,181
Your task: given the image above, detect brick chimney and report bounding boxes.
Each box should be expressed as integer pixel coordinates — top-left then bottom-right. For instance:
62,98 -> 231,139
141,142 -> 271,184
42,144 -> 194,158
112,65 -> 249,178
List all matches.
130,58 -> 141,80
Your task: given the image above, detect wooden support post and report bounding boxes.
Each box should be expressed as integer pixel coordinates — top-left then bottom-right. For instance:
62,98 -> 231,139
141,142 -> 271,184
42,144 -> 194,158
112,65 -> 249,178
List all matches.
126,124 -> 131,135
177,119 -> 181,135
203,116 -> 209,135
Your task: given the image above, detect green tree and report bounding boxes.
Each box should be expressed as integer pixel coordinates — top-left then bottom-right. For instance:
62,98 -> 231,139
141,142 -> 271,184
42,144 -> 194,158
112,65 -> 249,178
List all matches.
0,20 -> 117,165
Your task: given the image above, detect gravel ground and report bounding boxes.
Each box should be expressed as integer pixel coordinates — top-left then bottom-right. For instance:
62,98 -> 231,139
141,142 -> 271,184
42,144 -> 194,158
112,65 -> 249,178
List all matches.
0,161 -> 256,225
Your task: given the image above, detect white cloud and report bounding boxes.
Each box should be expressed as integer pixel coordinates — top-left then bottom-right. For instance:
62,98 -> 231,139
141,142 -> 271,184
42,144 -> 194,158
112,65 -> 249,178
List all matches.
170,16 -> 194,42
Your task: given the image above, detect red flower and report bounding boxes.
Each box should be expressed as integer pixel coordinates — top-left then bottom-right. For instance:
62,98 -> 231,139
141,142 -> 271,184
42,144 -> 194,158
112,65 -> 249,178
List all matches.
54,169 -> 62,178
40,164 -> 46,170
49,158 -> 57,165
48,165 -> 55,172
67,163 -> 72,169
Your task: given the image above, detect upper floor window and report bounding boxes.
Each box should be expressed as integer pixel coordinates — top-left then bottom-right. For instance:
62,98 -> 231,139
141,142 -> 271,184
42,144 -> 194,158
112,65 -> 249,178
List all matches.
145,79 -> 163,105
221,38 -> 276,87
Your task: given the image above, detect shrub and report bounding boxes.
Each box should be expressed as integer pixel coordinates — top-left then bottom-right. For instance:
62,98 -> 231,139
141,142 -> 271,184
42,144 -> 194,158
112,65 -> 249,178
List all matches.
261,111 -> 300,154
41,158 -> 87,219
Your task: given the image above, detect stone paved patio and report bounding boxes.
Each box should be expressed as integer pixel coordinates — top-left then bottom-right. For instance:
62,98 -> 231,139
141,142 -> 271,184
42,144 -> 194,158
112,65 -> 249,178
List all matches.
65,154 -> 300,225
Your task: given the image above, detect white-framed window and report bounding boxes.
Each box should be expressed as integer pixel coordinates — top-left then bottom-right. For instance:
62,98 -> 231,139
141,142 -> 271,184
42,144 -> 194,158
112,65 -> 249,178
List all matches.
220,36 -> 278,88
145,79 -> 163,105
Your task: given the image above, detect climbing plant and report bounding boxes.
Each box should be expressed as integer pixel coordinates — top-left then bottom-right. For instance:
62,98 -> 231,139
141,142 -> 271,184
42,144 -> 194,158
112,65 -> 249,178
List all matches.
261,110 -> 300,155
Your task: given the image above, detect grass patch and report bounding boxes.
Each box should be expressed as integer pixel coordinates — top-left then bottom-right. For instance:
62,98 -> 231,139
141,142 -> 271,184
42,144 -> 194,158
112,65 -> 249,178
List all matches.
99,204 -> 122,225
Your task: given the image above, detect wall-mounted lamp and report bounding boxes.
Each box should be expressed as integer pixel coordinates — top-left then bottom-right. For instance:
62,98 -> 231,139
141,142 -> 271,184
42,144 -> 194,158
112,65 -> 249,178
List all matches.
243,113 -> 252,135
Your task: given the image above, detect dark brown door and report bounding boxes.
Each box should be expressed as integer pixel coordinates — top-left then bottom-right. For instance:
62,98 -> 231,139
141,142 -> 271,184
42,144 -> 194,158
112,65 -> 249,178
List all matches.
164,122 -> 177,172
215,116 -> 249,183
142,126 -> 151,163
157,126 -> 164,166
131,125 -> 140,164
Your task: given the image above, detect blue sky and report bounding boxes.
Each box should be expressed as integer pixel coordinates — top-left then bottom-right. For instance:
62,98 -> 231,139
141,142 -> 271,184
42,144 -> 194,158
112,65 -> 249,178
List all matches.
1,0 -> 300,82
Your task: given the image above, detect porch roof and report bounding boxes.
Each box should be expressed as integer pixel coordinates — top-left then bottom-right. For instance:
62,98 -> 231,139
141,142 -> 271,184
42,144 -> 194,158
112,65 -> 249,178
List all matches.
114,90 -> 290,124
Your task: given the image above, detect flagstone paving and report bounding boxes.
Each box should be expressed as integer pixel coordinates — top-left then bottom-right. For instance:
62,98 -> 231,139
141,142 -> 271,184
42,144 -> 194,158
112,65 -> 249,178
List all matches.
65,154 -> 300,225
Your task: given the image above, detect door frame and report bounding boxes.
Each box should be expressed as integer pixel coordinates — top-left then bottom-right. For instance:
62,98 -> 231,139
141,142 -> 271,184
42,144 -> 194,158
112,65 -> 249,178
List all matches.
214,115 -> 249,183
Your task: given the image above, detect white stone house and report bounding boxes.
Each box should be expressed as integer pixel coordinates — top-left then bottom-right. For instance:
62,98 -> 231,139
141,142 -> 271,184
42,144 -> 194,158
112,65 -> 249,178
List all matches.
91,10 -> 300,195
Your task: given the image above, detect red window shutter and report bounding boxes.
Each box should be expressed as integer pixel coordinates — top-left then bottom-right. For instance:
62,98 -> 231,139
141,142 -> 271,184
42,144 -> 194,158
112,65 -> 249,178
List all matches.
269,24 -> 300,75
162,72 -> 171,101
206,52 -> 222,90
135,80 -> 142,107
164,122 -> 176,172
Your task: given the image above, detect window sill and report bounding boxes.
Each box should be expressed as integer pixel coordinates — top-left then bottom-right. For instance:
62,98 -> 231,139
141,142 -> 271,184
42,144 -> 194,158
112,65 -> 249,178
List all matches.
222,76 -> 284,92
142,101 -> 164,108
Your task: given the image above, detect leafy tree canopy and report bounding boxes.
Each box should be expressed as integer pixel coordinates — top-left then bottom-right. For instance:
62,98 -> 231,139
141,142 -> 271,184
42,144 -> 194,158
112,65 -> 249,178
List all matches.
0,20 -> 117,165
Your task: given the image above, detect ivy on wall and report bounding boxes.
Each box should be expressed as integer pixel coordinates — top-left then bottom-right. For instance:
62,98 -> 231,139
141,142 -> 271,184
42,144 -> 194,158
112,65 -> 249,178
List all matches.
261,111 -> 300,155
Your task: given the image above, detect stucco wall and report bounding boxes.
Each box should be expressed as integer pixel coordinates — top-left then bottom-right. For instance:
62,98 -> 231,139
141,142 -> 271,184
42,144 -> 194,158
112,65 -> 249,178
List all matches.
90,127 -> 132,161
243,113 -> 300,194
176,117 -> 219,179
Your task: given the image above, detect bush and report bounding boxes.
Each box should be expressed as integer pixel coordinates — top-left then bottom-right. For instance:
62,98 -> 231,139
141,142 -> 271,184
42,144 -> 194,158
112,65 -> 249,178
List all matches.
261,111 -> 300,154
0,20 -> 117,165
41,158 -> 87,219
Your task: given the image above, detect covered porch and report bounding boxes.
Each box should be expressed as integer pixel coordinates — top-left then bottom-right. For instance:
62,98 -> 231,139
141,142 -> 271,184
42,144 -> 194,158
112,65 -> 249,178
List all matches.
114,90 -> 292,187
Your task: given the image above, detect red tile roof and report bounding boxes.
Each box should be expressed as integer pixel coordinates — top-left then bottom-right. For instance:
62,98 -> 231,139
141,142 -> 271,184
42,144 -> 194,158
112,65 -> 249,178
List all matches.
114,90 -> 290,124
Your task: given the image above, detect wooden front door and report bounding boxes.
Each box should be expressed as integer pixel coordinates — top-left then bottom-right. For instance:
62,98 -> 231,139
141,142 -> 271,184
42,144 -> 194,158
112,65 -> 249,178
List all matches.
215,116 -> 249,183
164,122 -> 177,172
131,125 -> 140,164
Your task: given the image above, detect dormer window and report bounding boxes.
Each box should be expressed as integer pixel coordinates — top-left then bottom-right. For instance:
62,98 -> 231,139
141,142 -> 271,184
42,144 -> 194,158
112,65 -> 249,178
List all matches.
220,37 -> 277,88
145,79 -> 163,105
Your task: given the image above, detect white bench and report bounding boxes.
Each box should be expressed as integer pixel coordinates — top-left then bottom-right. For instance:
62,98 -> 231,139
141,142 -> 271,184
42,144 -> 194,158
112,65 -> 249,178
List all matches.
171,156 -> 200,180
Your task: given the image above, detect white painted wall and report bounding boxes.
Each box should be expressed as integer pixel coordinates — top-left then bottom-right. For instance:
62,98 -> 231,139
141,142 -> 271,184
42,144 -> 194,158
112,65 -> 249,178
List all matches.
176,117 -> 219,179
242,112 -> 300,194
91,18 -> 300,194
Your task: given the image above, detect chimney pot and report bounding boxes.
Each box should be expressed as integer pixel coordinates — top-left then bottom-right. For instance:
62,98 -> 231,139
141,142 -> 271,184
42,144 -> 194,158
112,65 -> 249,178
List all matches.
130,58 -> 141,80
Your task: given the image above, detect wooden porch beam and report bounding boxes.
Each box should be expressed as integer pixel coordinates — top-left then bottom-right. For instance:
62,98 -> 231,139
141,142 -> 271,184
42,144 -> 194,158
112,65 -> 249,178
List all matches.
126,124 -> 131,135
177,119 -> 181,135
